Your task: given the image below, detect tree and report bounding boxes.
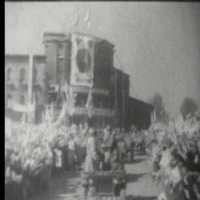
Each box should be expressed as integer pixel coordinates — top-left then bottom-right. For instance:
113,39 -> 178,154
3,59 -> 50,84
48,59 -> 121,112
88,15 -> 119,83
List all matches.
180,96 -> 198,120
148,92 -> 170,124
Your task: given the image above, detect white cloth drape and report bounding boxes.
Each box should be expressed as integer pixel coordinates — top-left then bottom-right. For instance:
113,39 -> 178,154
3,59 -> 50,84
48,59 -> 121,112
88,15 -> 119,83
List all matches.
7,99 -> 35,112
84,136 -> 96,172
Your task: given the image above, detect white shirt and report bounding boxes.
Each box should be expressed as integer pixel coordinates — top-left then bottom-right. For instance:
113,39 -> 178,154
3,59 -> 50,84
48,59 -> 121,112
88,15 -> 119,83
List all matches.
68,140 -> 75,150
160,149 -> 172,168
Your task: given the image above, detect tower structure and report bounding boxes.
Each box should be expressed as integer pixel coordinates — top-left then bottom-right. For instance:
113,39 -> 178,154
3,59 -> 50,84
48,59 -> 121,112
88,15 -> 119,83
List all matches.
43,32 -> 116,129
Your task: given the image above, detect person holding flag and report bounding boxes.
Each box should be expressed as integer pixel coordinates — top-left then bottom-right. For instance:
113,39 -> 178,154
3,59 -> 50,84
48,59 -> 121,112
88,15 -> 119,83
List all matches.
84,128 -> 99,172
85,84 -> 93,118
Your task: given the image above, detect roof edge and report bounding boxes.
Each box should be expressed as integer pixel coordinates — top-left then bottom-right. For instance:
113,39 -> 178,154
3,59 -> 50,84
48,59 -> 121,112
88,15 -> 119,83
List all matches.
129,96 -> 154,109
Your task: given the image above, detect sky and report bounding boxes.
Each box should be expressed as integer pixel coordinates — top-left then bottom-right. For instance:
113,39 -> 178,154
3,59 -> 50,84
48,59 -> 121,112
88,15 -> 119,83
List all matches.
5,2 -> 200,119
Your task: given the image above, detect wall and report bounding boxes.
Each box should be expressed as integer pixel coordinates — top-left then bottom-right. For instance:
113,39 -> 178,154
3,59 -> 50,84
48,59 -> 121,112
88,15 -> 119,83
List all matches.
5,55 -> 46,122
126,97 -> 153,131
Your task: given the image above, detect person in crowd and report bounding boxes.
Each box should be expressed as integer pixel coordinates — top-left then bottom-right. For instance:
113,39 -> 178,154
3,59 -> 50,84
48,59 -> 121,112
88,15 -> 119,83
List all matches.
160,152 -> 186,200
152,151 -> 162,184
100,144 -> 112,171
52,134 -> 64,175
182,172 -> 200,200
84,128 -> 99,172
185,142 -> 200,173
67,133 -> 77,171
117,135 -> 127,161
110,148 -> 124,171
74,130 -> 83,171
6,147 -> 24,200
124,132 -> 134,162
103,126 -> 112,147
177,140 -> 200,173
110,130 -> 118,154
134,130 -> 143,153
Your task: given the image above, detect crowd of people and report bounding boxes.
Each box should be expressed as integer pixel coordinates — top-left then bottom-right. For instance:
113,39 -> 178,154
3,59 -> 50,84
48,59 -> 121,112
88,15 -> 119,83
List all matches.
5,120 -> 144,200
51,125 -> 144,173
6,114 -> 199,200
146,114 -> 200,200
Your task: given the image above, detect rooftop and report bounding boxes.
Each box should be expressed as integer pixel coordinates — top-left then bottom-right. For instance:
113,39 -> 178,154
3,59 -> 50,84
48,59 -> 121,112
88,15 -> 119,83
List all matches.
5,54 -> 46,62
43,32 -> 115,48
129,96 -> 154,110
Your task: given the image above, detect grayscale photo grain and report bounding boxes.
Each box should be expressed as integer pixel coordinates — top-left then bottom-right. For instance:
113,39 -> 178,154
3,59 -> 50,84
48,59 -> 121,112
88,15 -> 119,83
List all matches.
5,2 -> 200,200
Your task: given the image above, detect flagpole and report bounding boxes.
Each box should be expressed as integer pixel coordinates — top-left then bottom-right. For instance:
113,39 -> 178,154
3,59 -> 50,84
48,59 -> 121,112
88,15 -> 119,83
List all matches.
121,64 -> 125,131
115,66 -> 117,129
86,111 -> 88,127
28,52 -> 34,123
122,67 -> 124,130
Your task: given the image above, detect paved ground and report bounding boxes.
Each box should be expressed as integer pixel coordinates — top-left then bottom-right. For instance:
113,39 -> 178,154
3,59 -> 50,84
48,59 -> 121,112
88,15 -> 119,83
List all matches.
125,155 -> 161,200
30,155 -> 161,200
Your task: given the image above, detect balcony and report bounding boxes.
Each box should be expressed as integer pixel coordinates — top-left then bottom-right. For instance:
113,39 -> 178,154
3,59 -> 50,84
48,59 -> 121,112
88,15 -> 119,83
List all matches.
73,107 -> 115,117
69,85 -> 109,96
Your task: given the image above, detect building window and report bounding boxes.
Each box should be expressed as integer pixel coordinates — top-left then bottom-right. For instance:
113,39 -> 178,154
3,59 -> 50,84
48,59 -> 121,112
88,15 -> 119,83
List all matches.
20,95 -> 26,105
6,94 -> 12,108
33,68 -> 38,82
57,44 -> 63,57
7,68 -> 12,80
20,68 -> 25,83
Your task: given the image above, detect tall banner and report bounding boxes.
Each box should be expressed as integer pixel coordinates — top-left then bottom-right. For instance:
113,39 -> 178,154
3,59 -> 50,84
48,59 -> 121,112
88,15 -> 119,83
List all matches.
70,34 -> 94,87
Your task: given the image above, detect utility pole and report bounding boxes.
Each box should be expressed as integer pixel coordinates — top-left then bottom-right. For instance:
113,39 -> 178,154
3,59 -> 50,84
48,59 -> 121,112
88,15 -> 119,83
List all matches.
121,65 -> 125,130
28,52 -> 34,123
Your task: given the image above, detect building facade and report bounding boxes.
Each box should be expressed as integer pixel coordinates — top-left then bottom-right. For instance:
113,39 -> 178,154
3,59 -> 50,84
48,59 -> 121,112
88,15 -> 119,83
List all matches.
5,32 -> 154,130
42,32 -> 153,130
43,32 -> 117,129
5,54 -> 46,122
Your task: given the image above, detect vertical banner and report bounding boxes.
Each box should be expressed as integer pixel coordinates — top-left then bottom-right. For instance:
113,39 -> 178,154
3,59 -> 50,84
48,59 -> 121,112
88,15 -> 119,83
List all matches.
70,34 -> 94,87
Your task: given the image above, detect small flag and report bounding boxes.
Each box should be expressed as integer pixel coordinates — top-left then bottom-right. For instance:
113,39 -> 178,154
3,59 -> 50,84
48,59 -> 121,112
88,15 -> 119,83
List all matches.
72,6 -> 79,26
84,10 -> 89,23
87,21 -> 90,29
84,10 -> 90,29
73,13 -> 79,26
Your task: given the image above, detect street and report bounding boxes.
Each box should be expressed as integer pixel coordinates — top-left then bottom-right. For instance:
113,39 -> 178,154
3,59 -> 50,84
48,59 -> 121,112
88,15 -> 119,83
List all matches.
125,155 -> 161,200
30,155 -> 161,200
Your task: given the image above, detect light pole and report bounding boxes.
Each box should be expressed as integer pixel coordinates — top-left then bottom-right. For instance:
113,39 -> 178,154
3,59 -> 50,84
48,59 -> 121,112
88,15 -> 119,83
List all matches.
28,51 -> 34,123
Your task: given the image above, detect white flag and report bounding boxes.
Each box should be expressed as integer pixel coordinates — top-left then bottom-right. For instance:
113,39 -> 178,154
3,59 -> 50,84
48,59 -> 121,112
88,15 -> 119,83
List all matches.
84,10 -> 90,23
85,87 -> 93,118
8,100 -> 34,113
73,13 -> 79,26
72,6 -> 79,26
87,21 -> 91,29
68,88 -> 76,116
84,10 -> 90,29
